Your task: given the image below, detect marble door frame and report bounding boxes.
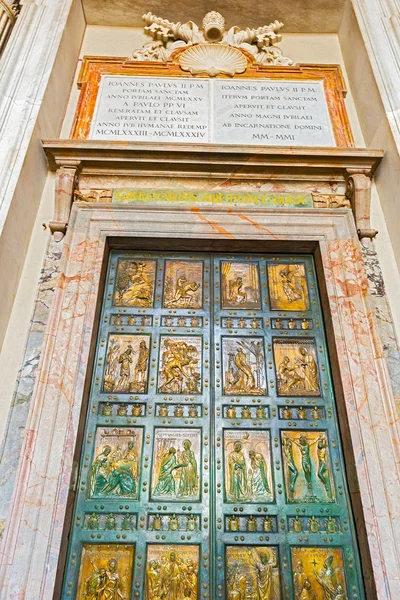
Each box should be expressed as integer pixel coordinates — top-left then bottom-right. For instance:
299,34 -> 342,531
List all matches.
0,202 -> 399,600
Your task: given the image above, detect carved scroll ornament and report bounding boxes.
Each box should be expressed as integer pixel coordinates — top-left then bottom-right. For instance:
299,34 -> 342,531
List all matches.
132,11 -> 293,76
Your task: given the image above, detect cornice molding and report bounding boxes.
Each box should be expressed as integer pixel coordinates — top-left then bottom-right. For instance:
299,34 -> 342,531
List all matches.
42,139 -> 383,181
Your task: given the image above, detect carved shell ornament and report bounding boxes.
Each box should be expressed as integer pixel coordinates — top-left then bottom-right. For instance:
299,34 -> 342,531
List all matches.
179,44 -> 248,77
132,11 -> 293,75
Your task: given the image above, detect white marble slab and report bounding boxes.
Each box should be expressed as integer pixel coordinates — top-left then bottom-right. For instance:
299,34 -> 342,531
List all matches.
90,76 -> 335,146
213,79 -> 335,146
90,76 -> 210,142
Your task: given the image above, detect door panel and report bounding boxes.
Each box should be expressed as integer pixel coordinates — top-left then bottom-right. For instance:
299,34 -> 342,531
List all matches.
61,251 -> 365,600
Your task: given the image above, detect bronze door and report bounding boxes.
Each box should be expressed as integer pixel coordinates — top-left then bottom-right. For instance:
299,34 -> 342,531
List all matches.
61,251 -> 365,600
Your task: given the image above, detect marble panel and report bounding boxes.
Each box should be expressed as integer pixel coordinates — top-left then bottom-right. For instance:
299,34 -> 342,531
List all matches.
0,203 -> 399,600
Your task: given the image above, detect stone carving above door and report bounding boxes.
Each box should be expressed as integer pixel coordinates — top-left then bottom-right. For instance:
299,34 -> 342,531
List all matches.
131,11 -> 293,74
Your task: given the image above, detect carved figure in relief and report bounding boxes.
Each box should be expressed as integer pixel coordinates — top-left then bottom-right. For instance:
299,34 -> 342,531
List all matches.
282,437 -> 298,498
277,356 -> 303,392
247,548 -> 275,600
294,561 -> 316,600
115,260 -> 155,307
298,348 -> 319,393
134,340 -> 150,383
146,560 -> 161,598
280,264 -> 303,303
117,346 -> 134,390
228,441 -> 248,501
249,450 -> 271,498
229,277 -> 247,305
165,276 -> 200,308
314,555 -> 347,600
317,438 -> 333,499
90,446 -> 112,496
85,557 -> 126,600
292,435 -> 320,491
159,338 -> 201,394
178,440 -> 198,498
153,447 -> 187,497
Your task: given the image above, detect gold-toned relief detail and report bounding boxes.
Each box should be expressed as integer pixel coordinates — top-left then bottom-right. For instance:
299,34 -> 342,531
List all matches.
145,544 -> 199,600
89,427 -> 143,499
267,263 -> 309,311
158,336 -> 202,394
114,259 -> 156,307
151,428 -> 201,501
224,430 -> 273,503
223,337 -> 266,395
226,546 -> 281,600
104,334 -> 150,394
274,339 -> 320,397
75,544 -> 133,600
281,430 -> 334,503
163,260 -> 203,309
221,261 -> 261,309
291,547 -> 349,600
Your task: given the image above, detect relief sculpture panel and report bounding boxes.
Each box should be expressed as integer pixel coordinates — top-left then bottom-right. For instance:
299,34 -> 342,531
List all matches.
163,260 -> 203,308
291,547 -> 348,600
222,337 -> 266,395
267,263 -> 309,311
221,261 -> 261,309
104,334 -> 150,394
281,430 -> 334,503
151,428 -> 201,501
89,427 -> 143,500
114,258 -> 156,307
158,336 -> 202,394
226,546 -> 281,600
224,430 -> 273,503
273,339 -> 320,397
145,545 -> 199,600
75,544 -> 134,600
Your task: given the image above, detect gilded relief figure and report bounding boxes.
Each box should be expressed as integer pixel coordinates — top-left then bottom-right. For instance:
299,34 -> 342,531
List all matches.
104,335 -> 150,394
226,546 -> 281,600
221,261 -> 261,309
223,337 -> 266,395
114,259 -> 156,307
224,430 -> 273,503
89,428 -> 143,499
267,263 -> 309,311
291,548 -> 349,600
158,336 -> 201,394
75,544 -> 133,600
281,431 -> 334,503
163,260 -> 203,309
274,340 -> 320,396
151,429 -> 200,501
145,545 -> 199,600
282,437 -> 298,500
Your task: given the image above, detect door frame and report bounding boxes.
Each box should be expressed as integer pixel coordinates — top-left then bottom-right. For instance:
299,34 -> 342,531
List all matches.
0,202 -> 399,599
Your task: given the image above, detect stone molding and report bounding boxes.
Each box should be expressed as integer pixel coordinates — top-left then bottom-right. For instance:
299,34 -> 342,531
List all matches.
0,204 -> 399,598
42,139 -> 384,244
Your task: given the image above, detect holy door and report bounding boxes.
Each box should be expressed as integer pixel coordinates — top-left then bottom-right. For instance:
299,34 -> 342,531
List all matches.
61,251 -> 365,600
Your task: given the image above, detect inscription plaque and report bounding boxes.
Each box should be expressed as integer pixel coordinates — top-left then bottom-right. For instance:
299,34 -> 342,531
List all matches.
90,75 -> 336,146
